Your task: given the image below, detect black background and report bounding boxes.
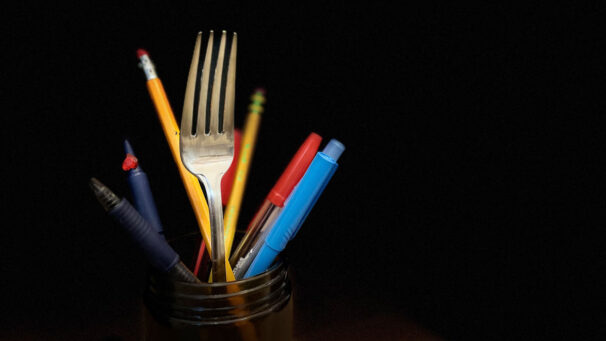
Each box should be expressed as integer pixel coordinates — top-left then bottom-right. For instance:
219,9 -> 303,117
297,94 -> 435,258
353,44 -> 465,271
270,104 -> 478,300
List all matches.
2,2 -> 604,340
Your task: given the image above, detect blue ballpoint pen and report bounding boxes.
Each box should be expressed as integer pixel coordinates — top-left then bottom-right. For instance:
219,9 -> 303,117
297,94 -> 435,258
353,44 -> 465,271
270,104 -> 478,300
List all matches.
122,139 -> 164,235
244,139 -> 345,278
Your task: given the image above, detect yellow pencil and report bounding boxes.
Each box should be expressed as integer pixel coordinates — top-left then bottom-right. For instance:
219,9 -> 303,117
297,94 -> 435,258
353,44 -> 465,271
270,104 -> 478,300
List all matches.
224,89 -> 266,258
137,49 -> 235,281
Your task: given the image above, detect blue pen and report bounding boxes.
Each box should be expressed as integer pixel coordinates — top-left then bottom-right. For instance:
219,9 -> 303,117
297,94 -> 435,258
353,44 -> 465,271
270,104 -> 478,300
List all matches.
89,178 -> 200,283
122,140 -> 164,235
244,139 -> 345,278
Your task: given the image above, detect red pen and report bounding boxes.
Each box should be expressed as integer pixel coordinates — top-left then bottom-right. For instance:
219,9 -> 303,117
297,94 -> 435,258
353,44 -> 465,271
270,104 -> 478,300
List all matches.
229,132 -> 322,267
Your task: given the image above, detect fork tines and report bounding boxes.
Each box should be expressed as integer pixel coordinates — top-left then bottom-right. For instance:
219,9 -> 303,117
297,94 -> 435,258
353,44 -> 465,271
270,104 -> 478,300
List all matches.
182,30 -> 237,138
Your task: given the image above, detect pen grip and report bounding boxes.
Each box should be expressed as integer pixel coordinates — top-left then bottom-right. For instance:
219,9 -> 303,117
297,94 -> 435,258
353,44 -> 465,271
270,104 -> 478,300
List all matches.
109,199 -> 179,272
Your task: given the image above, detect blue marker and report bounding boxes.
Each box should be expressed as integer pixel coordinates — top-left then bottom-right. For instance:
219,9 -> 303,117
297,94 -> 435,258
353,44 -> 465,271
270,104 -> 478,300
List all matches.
122,140 -> 164,235
244,139 -> 345,278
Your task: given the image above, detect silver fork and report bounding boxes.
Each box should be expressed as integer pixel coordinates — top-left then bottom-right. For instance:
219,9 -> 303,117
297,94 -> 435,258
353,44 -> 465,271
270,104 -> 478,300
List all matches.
180,31 -> 237,282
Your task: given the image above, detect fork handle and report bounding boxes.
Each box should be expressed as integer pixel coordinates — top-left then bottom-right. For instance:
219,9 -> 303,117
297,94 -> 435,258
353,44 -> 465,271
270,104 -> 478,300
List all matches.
197,173 -> 227,282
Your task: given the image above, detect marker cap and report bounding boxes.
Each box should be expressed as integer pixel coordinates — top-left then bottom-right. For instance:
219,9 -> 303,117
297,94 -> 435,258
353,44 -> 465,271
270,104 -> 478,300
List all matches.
267,133 -> 322,207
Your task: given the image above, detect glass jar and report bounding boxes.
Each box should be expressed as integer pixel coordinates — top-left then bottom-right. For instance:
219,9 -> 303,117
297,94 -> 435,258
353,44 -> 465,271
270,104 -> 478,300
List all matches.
142,234 -> 293,340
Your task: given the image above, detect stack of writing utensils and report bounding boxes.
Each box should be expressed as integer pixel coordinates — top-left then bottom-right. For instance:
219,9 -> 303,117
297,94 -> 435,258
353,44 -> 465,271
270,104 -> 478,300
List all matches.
90,31 -> 345,283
